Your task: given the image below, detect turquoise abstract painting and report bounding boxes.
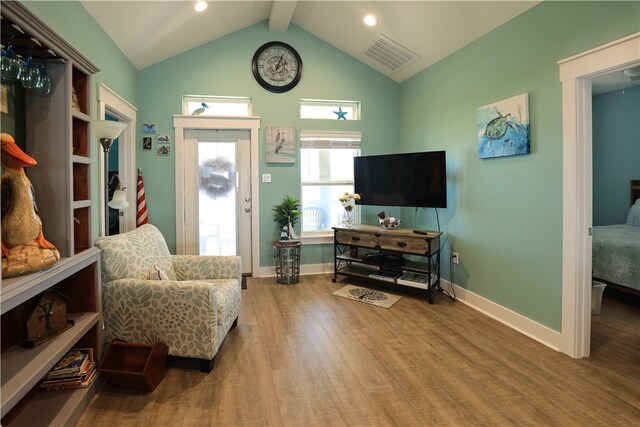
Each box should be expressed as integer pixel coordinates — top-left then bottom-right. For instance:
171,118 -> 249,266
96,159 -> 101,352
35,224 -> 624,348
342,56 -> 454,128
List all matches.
478,93 -> 530,159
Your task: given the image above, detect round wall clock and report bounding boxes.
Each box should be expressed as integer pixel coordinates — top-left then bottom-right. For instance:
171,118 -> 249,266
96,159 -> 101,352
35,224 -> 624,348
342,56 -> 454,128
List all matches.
252,41 -> 303,93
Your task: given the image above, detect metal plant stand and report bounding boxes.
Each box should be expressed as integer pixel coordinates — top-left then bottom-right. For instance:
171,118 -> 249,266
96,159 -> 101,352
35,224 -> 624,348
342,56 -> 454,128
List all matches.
272,241 -> 302,284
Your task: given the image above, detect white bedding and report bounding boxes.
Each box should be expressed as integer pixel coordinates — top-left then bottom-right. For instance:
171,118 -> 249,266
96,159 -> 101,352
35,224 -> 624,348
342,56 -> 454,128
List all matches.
592,224 -> 640,292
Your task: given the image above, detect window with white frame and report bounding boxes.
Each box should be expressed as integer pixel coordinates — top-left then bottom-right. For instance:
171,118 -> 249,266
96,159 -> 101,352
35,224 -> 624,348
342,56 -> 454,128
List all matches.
300,131 -> 361,236
183,96 -> 252,116
300,99 -> 360,120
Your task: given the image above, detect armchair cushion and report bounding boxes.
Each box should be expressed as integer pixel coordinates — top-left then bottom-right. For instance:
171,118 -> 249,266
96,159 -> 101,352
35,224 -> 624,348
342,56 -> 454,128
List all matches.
102,278 -> 218,359
95,224 -> 177,282
172,255 -> 242,281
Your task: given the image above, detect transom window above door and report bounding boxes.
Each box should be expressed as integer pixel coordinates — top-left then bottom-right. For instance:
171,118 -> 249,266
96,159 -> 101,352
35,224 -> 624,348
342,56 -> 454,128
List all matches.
183,96 -> 252,116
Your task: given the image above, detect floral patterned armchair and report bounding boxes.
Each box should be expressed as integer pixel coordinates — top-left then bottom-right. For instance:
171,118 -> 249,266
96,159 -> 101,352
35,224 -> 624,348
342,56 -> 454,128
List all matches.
94,224 -> 241,373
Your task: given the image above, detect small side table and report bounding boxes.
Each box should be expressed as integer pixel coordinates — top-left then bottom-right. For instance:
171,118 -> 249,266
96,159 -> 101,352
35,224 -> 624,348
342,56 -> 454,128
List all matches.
272,241 -> 302,284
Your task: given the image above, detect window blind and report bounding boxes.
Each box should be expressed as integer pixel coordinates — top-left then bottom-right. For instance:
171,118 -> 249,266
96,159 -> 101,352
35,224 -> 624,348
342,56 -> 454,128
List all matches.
299,131 -> 361,149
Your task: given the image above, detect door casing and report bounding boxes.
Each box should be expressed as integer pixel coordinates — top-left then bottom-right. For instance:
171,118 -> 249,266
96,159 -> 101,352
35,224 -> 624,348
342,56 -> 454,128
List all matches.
97,84 -> 137,236
174,116 -> 260,275
558,32 -> 640,358
183,130 -> 252,273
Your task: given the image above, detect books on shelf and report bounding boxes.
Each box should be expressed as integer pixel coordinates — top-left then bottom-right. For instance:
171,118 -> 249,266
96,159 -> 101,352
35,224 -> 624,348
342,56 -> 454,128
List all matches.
397,272 -> 434,289
40,348 -> 97,391
368,270 -> 400,282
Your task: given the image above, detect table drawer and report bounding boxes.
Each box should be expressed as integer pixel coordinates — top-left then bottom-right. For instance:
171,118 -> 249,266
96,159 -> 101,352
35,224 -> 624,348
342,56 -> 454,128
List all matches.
377,235 -> 431,255
335,229 -> 378,247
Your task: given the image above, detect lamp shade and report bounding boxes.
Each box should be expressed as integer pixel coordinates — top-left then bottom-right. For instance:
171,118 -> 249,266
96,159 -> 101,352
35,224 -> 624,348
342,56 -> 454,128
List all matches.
92,120 -> 127,140
108,189 -> 129,210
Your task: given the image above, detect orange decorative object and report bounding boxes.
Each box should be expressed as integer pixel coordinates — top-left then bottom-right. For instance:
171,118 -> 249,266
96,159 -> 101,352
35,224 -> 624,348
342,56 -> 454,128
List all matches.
1,133 -> 60,278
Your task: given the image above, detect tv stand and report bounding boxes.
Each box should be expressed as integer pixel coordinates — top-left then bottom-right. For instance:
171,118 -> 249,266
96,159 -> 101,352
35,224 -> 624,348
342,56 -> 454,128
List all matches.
332,225 -> 442,304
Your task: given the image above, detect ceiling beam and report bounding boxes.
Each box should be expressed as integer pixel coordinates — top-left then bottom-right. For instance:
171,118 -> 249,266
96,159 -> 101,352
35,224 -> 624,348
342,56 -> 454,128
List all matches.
268,1 -> 297,32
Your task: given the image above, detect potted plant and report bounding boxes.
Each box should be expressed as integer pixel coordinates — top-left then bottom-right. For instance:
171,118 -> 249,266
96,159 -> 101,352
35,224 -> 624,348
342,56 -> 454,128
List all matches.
272,196 -> 302,241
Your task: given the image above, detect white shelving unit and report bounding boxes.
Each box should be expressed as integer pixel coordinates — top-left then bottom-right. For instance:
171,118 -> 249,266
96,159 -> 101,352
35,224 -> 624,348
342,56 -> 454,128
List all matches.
1,3 -> 101,425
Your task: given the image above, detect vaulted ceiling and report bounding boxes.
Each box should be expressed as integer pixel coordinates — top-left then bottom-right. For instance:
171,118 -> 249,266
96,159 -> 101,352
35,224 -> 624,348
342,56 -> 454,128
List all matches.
80,1 -> 540,83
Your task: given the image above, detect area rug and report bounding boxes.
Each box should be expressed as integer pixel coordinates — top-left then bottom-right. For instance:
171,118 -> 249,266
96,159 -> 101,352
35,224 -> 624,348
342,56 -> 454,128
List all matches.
332,285 -> 401,309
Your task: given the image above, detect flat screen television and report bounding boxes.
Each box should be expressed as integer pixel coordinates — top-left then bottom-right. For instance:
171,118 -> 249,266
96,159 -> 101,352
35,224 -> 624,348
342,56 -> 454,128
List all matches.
354,151 -> 447,208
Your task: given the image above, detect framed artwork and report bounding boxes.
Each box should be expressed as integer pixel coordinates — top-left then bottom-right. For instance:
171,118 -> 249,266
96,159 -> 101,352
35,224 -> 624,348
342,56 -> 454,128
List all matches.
142,123 -> 156,134
157,134 -> 171,144
266,126 -> 296,163
142,137 -> 152,150
157,146 -> 170,156
478,93 -> 530,159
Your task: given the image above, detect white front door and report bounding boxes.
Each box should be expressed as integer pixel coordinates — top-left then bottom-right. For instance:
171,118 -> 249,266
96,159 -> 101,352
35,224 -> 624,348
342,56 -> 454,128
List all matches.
184,129 -> 252,273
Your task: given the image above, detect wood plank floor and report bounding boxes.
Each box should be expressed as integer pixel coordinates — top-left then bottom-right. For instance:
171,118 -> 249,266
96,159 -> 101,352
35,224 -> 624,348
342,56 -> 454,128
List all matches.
77,275 -> 639,426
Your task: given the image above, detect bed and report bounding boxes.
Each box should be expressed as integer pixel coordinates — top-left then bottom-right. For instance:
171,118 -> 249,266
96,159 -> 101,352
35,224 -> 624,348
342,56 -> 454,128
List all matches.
592,180 -> 640,293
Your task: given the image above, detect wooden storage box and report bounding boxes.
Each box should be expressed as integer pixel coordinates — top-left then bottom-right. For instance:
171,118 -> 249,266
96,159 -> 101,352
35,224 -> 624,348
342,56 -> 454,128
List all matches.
99,339 -> 168,392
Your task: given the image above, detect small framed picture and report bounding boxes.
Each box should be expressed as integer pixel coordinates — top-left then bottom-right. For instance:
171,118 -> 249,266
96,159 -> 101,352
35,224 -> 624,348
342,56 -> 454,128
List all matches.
266,125 -> 296,163
157,146 -> 171,156
157,134 -> 171,144
142,123 -> 156,134
142,137 -> 152,150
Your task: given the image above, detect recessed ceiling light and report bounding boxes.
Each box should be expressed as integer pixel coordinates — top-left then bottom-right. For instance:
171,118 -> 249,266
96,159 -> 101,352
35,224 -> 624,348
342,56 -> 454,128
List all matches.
195,1 -> 208,13
363,15 -> 378,26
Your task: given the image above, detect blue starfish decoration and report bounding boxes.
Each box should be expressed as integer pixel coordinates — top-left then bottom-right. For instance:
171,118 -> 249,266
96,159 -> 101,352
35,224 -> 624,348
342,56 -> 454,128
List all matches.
334,107 -> 348,120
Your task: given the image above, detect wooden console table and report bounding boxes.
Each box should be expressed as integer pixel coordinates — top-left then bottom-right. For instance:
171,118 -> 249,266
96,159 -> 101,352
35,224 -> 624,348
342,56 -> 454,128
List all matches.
332,225 -> 442,303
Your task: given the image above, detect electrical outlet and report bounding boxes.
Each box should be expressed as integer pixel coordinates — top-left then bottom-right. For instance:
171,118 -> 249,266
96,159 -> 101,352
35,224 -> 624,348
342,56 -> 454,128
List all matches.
452,252 -> 459,264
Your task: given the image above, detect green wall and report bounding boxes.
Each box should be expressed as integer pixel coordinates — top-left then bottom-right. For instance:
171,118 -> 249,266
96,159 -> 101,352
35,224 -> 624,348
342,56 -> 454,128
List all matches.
24,0 -> 640,332
399,1 -> 640,331
593,85 -> 640,226
136,21 -> 399,265
22,1 -> 138,242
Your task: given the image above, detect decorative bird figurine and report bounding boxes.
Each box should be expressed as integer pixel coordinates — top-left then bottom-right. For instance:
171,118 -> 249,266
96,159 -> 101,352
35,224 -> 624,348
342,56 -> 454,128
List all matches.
192,102 -> 209,116
2,133 -> 60,278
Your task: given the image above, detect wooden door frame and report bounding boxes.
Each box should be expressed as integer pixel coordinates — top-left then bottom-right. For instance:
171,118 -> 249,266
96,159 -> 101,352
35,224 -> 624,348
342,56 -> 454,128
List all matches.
97,84 -> 137,236
558,33 -> 639,358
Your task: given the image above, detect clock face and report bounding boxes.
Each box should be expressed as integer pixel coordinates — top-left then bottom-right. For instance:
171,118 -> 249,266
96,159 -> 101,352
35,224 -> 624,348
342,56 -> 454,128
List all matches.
252,42 -> 302,93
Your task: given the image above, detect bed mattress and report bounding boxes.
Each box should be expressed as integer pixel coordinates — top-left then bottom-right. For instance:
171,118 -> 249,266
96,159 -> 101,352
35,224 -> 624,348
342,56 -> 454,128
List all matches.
592,224 -> 640,291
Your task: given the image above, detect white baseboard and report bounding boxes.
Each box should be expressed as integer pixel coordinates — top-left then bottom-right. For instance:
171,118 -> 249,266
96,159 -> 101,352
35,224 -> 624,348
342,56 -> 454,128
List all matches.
253,264 -> 562,352
253,262 -> 334,278
439,279 -> 563,352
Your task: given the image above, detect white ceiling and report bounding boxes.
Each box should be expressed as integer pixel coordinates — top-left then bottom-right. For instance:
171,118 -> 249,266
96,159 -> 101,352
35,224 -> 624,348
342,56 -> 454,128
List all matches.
80,0 -> 540,82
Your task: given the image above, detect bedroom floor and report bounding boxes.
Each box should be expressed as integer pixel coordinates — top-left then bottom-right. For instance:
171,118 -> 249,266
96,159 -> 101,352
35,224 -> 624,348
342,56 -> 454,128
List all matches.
77,275 -> 639,426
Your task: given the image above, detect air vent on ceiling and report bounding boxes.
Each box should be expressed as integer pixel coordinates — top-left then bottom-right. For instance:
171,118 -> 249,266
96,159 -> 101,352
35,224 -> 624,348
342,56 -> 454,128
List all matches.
363,34 -> 420,72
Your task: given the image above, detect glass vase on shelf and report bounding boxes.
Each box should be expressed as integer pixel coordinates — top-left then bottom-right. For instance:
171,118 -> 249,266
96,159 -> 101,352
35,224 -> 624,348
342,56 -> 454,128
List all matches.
339,192 -> 360,228
342,204 -> 354,227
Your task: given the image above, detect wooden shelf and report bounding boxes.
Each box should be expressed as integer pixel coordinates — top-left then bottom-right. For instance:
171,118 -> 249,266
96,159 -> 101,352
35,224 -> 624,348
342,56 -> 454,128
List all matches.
332,226 -> 442,303
6,379 -> 99,427
73,207 -> 91,254
72,163 -> 89,201
1,248 -> 100,315
1,312 -> 100,418
72,117 -> 89,157
336,254 -> 431,274
1,3 -> 101,426
71,68 -> 89,115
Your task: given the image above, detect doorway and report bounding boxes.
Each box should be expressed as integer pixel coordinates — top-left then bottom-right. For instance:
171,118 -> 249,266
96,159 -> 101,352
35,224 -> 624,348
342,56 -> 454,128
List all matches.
183,130 -> 252,273
97,84 -> 137,236
173,116 -> 261,276
559,33 -> 640,358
